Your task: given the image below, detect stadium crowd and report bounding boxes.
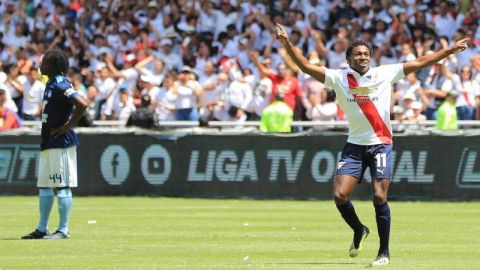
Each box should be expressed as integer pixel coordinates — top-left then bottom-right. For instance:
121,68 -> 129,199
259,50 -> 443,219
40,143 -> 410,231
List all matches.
0,0 -> 480,131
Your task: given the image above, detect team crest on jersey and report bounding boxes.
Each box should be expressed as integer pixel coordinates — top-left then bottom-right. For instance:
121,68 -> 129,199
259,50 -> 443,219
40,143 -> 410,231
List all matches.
47,90 -> 52,98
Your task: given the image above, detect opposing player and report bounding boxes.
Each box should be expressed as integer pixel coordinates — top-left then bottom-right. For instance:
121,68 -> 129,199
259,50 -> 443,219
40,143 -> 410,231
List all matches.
275,23 -> 469,266
22,49 -> 87,240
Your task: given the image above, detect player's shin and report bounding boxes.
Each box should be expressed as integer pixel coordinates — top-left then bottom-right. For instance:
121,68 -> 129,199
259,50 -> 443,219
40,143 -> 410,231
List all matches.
57,188 -> 73,234
38,188 -> 54,232
336,200 -> 364,233
374,202 -> 391,256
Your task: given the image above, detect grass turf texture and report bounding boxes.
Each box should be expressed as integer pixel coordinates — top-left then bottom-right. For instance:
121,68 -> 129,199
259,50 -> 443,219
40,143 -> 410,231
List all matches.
1,197 -> 479,269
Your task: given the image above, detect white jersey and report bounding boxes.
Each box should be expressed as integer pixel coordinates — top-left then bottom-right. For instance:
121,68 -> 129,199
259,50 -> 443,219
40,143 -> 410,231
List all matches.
324,64 -> 405,145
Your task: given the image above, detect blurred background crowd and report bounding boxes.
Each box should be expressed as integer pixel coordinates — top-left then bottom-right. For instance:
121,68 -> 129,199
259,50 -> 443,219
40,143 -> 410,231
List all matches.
0,0 -> 479,132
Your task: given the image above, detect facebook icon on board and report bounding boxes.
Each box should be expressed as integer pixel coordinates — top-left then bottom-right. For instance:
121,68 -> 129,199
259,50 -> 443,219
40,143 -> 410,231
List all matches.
100,145 -> 130,185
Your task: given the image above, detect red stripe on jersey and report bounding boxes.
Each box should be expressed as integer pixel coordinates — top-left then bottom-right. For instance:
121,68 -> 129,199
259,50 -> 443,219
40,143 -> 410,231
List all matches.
353,94 -> 392,144
347,73 -> 392,144
347,74 -> 358,89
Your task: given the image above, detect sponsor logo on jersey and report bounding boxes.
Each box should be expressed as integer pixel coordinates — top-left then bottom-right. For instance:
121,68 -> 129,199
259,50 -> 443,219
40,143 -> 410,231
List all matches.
349,87 -> 375,96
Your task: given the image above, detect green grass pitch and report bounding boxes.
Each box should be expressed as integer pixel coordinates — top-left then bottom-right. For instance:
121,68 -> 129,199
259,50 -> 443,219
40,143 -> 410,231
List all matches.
0,197 -> 479,269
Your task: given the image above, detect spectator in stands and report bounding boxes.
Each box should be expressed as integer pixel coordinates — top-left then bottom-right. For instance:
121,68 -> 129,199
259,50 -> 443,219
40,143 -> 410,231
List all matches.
410,101 -> 427,122
21,67 -> 44,120
105,53 -> 139,97
316,36 -> 349,69
394,73 -> 428,110
110,87 -> 136,123
305,89 -> 338,129
154,72 -> 177,123
139,74 -> 161,105
173,66 -> 203,121
250,51 -> 302,118
93,62 -> 115,120
214,60 -> 252,122
260,91 -> 293,133
422,60 -> 452,120
198,61 -> 226,122
0,88 -> 21,130
135,55 -> 168,87
0,0 -> 478,130
4,65 -> 25,114
247,74 -> 273,121
194,40 -> 217,79
401,93 -> 417,120
436,90 -> 459,130
443,65 -> 479,120
156,38 -> 183,72
126,94 -> 158,129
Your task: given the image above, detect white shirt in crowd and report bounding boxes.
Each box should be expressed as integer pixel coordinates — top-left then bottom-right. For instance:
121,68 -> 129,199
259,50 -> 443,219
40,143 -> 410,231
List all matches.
247,77 -> 272,116
174,80 -> 201,110
22,80 -> 45,116
451,75 -> 480,108
155,87 -> 177,121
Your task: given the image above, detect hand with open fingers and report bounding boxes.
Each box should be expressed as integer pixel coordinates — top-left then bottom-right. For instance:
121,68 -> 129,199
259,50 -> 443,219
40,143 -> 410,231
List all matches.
50,123 -> 71,138
453,38 -> 470,53
275,23 -> 289,46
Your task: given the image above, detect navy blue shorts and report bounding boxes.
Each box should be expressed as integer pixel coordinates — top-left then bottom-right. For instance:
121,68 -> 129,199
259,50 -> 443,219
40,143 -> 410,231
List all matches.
336,142 -> 393,181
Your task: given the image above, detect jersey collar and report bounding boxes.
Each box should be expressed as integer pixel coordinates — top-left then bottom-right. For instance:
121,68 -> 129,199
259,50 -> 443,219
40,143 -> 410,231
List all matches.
346,66 -> 372,78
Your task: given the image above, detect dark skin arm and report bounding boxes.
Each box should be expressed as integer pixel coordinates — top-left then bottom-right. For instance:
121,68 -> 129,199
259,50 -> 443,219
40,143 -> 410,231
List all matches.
275,23 -> 327,83
403,38 -> 470,75
51,95 -> 88,137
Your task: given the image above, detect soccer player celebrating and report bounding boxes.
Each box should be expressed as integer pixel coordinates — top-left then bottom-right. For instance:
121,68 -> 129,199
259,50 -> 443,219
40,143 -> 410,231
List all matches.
22,49 -> 87,240
275,24 -> 469,266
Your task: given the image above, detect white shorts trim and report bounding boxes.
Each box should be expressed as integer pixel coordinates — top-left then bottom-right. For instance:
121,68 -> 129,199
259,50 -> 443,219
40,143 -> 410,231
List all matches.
38,146 -> 78,188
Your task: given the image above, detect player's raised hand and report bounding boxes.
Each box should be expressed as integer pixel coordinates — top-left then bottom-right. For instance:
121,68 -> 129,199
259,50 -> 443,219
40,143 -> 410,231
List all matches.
275,23 -> 289,46
451,38 -> 470,53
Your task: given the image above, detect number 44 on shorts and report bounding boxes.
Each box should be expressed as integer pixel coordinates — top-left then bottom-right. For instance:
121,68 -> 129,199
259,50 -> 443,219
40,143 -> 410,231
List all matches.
49,173 -> 63,183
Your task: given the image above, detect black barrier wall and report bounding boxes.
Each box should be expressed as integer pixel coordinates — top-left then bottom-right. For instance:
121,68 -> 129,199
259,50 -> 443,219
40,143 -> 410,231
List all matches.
1,133 -> 479,200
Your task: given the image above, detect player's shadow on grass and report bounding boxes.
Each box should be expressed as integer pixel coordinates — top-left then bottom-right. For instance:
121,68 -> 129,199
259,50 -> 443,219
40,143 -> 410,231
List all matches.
260,262 -> 374,268
258,262 -> 364,265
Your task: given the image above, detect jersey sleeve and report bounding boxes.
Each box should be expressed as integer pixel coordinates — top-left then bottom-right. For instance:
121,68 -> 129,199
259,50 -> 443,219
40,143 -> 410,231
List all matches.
323,68 -> 342,91
57,80 -> 79,102
381,64 -> 405,84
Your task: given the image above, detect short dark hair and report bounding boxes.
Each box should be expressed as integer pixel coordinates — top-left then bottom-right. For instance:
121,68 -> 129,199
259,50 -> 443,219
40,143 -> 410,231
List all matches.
40,49 -> 69,78
346,40 -> 373,59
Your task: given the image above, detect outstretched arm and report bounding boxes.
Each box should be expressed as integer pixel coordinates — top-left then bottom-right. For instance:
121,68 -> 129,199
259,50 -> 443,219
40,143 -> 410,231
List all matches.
403,38 -> 469,75
275,23 -> 327,83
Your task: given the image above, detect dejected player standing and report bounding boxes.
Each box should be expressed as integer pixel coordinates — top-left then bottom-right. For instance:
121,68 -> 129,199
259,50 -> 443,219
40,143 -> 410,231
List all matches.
22,49 -> 87,240
275,23 -> 469,266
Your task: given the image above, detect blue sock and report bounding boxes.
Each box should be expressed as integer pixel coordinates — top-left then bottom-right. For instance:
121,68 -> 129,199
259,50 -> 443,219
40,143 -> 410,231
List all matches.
336,200 -> 363,233
57,189 -> 73,234
374,202 -> 391,256
37,188 -> 54,232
